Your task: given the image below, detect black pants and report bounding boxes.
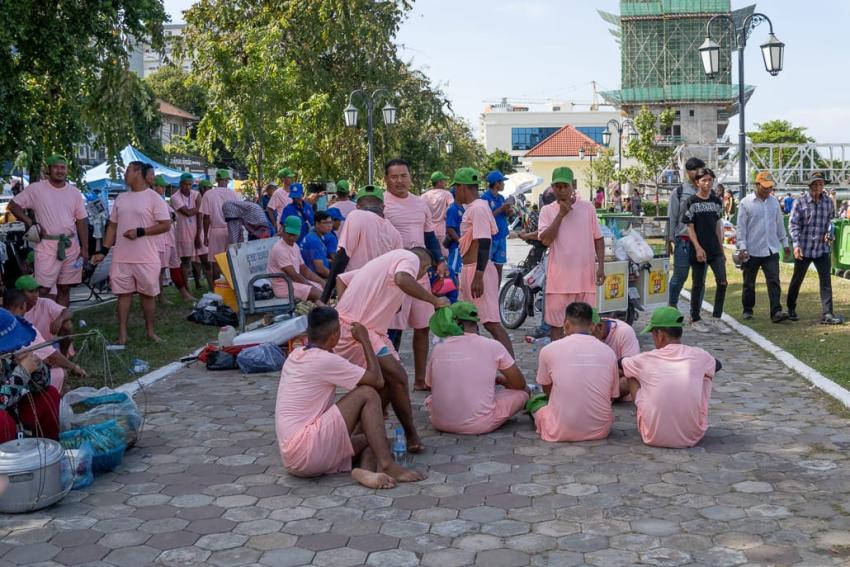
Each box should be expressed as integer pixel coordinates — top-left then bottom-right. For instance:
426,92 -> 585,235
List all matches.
787,253 -> 833,316
690,252 -> 727,321
741,253 -> 783,316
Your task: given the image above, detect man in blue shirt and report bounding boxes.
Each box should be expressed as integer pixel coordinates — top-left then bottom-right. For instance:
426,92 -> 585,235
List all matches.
443,187 -> 464,303
300,210 -> 333,278
280,183 -> 314,244
482,170 -> 512,280
324,208 -> 344,257
783,193 -> 794,215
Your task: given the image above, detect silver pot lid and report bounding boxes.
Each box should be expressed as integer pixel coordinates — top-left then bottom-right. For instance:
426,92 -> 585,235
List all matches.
0,438 -> 64,473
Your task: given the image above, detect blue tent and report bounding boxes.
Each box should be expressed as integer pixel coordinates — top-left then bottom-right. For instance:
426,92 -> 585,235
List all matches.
82,145 -> 205,191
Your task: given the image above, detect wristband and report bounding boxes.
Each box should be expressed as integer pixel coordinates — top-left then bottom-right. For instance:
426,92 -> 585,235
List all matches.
136,227 -> 146,237
100,247 -> 110,256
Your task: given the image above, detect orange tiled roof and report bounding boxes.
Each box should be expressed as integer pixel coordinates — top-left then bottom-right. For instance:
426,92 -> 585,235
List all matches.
523,125 -> 599,158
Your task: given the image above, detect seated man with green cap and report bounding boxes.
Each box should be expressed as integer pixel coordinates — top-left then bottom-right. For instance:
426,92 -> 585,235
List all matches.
199,169 -> 240,281
16,275 -> 73,357
621,306 -> 721,448
424,301 -> 528,435
329,179 -> 356,219
590,307 -> 640,399
9,154 -> 89,307
266,216 -> 325,303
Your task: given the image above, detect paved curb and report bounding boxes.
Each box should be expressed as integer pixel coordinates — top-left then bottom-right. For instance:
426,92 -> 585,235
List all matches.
683,290 -> 850,410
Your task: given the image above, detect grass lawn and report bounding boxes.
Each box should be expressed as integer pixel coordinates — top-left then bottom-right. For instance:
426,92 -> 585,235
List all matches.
686,254 -> 850,390
68,285 -> 219,390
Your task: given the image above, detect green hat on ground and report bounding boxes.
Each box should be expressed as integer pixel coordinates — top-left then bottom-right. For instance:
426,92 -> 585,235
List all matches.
15,275 -> 40,292
429,307 -> 463,338
283,215 -> 302,236
200,179 -> 213,188
179,172 -> 194,182
430,171 -> 449,183
552,167 -> 575,185
215,169 -> 230,180
45,154 -> 67,167
451,301 -> 480,323
453,167 -> 480,186
355,185 -> 384,203
278,167 -> 296,179
591,308 -> 601,325
641,306 -> 685,334
153,175 -> 167,187
26,251 -> 35,265
525,393 -> 549,415
336,179 -> 350,192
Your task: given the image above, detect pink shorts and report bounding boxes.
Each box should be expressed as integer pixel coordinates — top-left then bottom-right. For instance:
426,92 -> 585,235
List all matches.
34,239 -> 83,288
426,387 -> 529,435
334,321 -> 398,369
273,280 -> 319,302
281,405 -> 354,477
459,262 -> 500,324
109,262 -> 161,296
391,276 -> 434,330
175,237 -> 197,259
159,243 -> 180,270
544,292 -> 597,327
207,226 -> 230,260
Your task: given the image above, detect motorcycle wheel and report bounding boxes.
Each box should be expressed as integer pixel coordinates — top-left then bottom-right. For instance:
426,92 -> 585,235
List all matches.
499,280 -> 530,329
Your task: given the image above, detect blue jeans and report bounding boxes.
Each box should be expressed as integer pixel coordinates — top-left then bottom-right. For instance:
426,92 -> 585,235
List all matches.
536,290 -> 551,334
668,239 -> 692,307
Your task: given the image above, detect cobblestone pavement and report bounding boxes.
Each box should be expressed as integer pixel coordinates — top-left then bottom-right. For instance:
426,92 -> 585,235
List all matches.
3,251 -> 850,566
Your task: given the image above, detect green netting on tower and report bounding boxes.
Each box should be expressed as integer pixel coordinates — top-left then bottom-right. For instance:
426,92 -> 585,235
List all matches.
620,0 -> 730,17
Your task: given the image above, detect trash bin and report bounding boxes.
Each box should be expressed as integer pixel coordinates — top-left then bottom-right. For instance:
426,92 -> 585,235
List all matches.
779,215 -> 794,264
832,219 -> 850,272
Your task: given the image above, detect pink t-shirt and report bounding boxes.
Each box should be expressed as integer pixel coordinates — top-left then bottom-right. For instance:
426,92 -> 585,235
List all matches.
538,200 -> 602,294
275,347 -> 364,446
335,249 -> 418,332
266,238 -> 304,297
535,333 -> 619,442
602,319 -> 640,359
337,210 -> 403,271
30,327 -> 57,362
171,190 -> 200,243
268,189 -> 291,220
24,297 -> 65,341
109,189 -> 171,264
384,191 -> 435,248
425,333 -> 515,433
12,181 -> 87,236
621,344 -> 716,448
421,189 -> 454,238
199,186 -> 240,228
329,200 -> 356,218
459,199 -> 497,257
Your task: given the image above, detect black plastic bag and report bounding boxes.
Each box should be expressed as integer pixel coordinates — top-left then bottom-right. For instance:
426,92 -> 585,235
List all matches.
206,350 -> 238,370
187,305 -> 239,327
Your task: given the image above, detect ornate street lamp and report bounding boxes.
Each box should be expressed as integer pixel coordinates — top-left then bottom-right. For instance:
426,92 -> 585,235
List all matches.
344,88 -> 397,184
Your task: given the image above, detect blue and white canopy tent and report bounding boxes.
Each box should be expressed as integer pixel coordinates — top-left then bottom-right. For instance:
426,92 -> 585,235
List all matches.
82,145 -> 205,192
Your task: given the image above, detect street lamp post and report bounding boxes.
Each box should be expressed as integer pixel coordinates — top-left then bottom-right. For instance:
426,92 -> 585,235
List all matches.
343,88 -> 397,185
699,13 -> 784,199
602,118 -> 635,174
433,133 -> 453,157
579,142 -> 599,192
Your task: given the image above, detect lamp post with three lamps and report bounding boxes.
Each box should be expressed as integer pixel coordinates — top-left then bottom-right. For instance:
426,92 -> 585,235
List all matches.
343,88 -> 398,185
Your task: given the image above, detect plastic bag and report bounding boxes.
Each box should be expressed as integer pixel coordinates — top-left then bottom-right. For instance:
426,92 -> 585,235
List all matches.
236,343 -> 285,374
59,387 -> 142,447
523,261 -> 546,289
196,293 -> 223,310
60,419 -> 127,474
187,305 -> 239,327
619,230 -> 654,263
613,239 -> 629,261
63,441 -> 93,490
206,350 -> 238,370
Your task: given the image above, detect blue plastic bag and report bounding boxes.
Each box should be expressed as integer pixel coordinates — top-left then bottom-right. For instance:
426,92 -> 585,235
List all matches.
62,441 -> 94,490
236,343 -> 285,374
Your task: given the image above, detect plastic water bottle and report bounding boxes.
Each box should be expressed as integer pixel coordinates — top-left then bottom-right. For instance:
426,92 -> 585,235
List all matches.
129,358 -> 150,374
218,325 -> 237,347
78,320 -> 87,328
524,336 -> 551,346
73,256 -> 84,269
392,426 -> 407,466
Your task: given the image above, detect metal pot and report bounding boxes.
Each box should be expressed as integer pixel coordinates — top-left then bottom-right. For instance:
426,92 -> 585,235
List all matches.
0,438 -> 71,513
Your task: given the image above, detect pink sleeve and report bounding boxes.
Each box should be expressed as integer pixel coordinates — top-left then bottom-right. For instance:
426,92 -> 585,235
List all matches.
393,256 -> 418,279
11,188 -> 33,209
74,192 -> 87,221
199,193 -> 211,215
266,243 -> 283,271
422,201 -> 436,233
109,196 -> 120,222
469,207 -> 493,240
152,196 -> 171,222
610,358 -> 621,398
535,349 -> 552,386
324,352 -> 366,390
590,206 -> 602,239
47,300 -> 65,321
620,353 -> 642,380
337,215 -> 357,252
620,328 -> 641,358
492,341 -> 515,371
702,351 -> 717,379
537,204 -> 555,233
338,269 -> 357,287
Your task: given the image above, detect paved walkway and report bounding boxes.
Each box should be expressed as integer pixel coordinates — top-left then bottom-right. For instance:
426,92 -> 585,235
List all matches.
2,249 -> 850,566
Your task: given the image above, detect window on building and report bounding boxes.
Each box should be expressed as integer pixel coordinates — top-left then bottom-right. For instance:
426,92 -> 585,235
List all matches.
511,127 -> 559,151
689,109 -> 695,117
171,123 -> 180,136
576,126 -> 607,144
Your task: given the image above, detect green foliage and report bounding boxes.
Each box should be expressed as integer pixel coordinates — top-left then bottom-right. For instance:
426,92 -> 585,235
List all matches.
482,150 -> 516,176
624,106 -> 676,186
748,120 -> 816,172
587,147 -> 616,190
145,65 -> 208,119
642,200 -> 667,217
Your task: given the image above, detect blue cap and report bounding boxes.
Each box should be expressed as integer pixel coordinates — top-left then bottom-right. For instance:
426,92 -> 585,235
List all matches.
0,309 -> 37,354
327,208 -> 345,221
486,170 -> 508,185
289,183 -> 304,199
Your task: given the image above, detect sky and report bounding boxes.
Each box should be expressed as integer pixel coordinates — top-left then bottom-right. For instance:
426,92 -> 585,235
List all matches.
164,0 -> 850,142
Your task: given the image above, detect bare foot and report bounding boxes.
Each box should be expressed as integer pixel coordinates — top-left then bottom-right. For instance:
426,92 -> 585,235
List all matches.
147,333 -> 164,343
382,462 -> 427,482
180,290 -> 194,301
406,434 -> 424,454
351,468 -> 396,489
413,381 -> 430,392
116,334 -> 128,345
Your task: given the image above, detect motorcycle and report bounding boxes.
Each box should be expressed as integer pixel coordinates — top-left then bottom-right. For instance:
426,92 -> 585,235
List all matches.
499,240 -> 546,329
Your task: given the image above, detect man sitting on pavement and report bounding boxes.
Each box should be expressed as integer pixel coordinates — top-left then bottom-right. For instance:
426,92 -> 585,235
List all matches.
590,308 -> 640,398
275,306 -> 425,488
16,275 -> 73,357
266,217 -> 324,303
529,302 -> 620,442
621,306 -> 721,448
425,301 -> 528,435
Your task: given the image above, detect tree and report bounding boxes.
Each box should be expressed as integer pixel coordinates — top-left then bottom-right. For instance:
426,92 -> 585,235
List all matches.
747,119 -> 815,174
482,150 -> 516,175
587,147 -> 616,192
624,106 -> 676,188
145,65 -> 208,119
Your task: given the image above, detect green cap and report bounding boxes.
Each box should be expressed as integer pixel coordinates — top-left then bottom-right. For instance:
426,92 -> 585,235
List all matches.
453,167 -> 480,186
215,169 -> 230,180
429,307 -> 463,338
451,301 -> 479,323
591,308 -> 601,325
15,275 -> 40,292
430,171 -> 449,183
45,154 -> 67,167
200,179 -> 213,188
278,167 -> 295,179
26,250 -> 34,265
552,167 -> 575,185
283,215 -> 302,235
525,393 -> 549,415
153,175 -> 167,187
355,185 -> 384,203
336,179 -> 350,192
179,172 -> 194,182
641,306 -> 685,334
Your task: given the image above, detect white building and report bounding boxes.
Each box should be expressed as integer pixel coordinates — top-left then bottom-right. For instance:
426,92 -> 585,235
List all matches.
130,24 -> 193,78
479,98 -> 623,164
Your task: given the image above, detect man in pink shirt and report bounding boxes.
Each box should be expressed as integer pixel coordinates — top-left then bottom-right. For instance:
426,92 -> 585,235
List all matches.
172,174 -> 213,292
335,248 -> 449,453
16,276 -> 73,356
454,167 -> 514,355
621,307 -> 720,448
421,171 -> 454,257
425,302 -> 528,435
266,167 -> 296,233
320,186 -> 402,302
200,169 -> 240,281
383,159 -> 449,390
9,154 -> 89,307
538,167 -> 605,341
329,179 -> 357,219
276,307 -> 425,487
153,176 -> 193,303
532,302 -> 620,442
92,161 -> 172,344
590,308 -> 641,398
266,216 -> 324,302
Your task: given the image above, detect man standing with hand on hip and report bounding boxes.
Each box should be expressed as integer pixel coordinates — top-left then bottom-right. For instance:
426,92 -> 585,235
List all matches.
736,171 -> 790,323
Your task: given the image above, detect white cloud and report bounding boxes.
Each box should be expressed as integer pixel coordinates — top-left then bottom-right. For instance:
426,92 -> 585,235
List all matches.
785,107 -> 850,143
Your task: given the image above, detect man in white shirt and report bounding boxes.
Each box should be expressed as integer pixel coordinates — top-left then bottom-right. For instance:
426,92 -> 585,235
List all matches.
736,171 -> 790,322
